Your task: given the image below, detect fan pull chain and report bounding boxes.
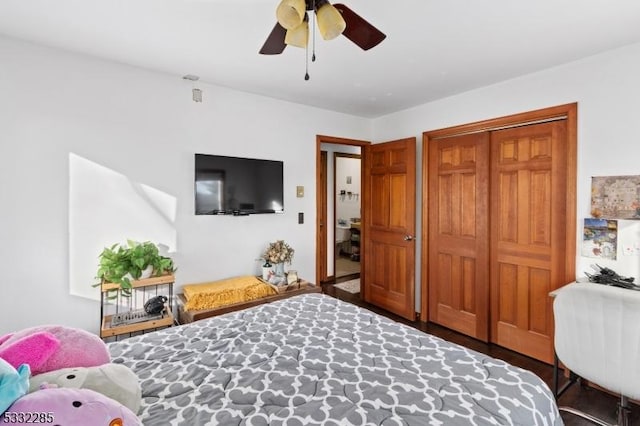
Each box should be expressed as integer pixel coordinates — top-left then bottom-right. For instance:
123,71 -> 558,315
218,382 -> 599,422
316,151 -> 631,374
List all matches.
304,42 -> 310,80
312,0 -> 317,62
305,1 -> 314,81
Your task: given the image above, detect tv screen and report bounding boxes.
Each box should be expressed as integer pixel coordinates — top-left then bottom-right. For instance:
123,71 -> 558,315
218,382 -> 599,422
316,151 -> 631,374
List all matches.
195,154 -> 284,215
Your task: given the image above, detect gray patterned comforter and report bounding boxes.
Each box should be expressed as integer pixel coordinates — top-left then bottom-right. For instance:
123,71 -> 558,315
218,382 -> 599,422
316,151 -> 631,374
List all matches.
109,293 -> 562,425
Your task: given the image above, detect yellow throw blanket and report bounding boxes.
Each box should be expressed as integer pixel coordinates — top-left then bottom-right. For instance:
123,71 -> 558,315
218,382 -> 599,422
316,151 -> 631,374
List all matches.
182,275 -> 276,311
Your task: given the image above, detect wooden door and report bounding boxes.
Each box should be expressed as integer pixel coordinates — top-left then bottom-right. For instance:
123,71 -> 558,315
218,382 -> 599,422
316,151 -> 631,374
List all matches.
363,138 -> 416,320
490,121 -> 568,364
428,132 -> 490,341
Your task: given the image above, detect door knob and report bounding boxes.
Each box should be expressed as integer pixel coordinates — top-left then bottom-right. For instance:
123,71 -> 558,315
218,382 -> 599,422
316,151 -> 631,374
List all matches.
404,235 -> 415,241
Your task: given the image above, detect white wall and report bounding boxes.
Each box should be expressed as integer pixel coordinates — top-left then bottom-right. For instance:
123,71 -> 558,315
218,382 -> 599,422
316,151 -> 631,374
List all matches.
373,41 -> 640,303
3,35 -> 640,335
0,36 -> 371,335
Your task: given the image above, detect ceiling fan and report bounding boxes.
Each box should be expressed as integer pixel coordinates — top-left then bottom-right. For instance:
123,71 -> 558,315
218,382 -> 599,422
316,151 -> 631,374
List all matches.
259,0 -> 386,57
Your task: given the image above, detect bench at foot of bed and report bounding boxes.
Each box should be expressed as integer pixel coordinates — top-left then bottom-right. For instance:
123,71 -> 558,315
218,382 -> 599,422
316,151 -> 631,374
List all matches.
177,278 -> 321,323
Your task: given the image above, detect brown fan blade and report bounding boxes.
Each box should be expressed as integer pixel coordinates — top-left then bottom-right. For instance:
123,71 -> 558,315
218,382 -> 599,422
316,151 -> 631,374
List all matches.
334,3 -> 386,51
259,22 -> 287,55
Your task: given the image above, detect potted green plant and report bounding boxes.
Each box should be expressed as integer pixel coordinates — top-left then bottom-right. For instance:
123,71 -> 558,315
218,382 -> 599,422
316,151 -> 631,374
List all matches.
95,240 -> 176,296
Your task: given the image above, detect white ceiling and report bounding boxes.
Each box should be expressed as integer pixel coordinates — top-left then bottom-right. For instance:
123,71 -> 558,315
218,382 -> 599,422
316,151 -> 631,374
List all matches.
1,0 -> 640,118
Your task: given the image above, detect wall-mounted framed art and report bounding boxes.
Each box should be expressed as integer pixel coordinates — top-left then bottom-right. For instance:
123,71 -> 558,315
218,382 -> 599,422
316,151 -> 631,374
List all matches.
591,175 -> 640,219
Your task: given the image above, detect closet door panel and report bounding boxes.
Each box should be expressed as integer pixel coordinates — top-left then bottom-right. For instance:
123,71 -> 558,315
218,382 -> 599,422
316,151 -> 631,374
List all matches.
428,132 -> 490,341
490,121 -> 567,364
422,103 -> 576,362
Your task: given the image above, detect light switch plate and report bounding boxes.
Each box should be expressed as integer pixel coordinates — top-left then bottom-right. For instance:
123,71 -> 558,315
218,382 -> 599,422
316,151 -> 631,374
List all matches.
296,186 -> 304,198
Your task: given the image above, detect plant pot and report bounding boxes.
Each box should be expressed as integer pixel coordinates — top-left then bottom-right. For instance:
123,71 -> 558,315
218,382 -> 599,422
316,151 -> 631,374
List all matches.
123,265 -> 153,282
140,265 -> 153,279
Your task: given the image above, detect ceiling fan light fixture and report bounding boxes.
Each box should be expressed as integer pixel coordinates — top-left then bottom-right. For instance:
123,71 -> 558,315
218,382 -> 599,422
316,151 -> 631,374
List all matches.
276,0 -> 306,30
315,2 -> 346,40
284,18 -> 309,48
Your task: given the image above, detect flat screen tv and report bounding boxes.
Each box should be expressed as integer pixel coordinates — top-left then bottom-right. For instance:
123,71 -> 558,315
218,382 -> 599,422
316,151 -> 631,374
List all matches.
195,153 -> 284,215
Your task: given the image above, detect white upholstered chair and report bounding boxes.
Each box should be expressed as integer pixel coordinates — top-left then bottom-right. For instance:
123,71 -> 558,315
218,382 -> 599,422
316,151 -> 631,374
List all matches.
553,282 -> 640,426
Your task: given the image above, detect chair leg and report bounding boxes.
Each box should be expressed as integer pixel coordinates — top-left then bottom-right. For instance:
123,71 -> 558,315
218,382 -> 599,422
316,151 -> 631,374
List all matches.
553,352 -> 559,398
558,407 -> 612,426
559,393 -> 631,426
554,352 -> 579,399
617,395 -> 630,426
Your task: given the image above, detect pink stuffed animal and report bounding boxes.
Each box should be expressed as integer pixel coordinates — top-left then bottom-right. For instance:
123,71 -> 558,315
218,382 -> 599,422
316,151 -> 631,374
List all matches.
0,387 -> 141,426
0,326 -> 110,376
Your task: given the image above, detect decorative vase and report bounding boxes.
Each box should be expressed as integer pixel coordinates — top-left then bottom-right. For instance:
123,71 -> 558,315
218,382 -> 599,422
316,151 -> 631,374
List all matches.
273,262 -> 285,277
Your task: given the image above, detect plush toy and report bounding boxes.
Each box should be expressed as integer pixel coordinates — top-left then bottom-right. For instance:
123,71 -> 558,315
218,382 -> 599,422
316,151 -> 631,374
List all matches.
0,332 -> 59,375
29,364 -> 141,414
0,359 -> 30,414
0,325 -> 110,375
0,387 -> 141,426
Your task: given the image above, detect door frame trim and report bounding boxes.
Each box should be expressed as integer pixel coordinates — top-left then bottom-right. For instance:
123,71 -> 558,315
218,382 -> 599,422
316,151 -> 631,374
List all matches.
316,135 -> 370,287
420,103 -> 577,322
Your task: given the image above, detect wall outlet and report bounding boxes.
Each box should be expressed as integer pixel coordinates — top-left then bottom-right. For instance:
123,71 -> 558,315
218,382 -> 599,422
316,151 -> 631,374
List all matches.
296,186 -> 304,198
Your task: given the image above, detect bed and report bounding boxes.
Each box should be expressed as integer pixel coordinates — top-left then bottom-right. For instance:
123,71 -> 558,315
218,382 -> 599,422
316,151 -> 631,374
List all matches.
108,293 -> 562,425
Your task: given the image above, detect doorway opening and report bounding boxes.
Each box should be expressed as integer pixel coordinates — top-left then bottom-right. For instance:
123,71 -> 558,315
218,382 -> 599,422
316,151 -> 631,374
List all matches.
334,152 -> 361,280
316,135 -> 369,286
316,135 -> 417,320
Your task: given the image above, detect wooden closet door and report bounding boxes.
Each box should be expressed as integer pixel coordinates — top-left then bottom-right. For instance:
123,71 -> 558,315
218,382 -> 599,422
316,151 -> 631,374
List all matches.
428,132 -> 490,341
490,121 -> 568,364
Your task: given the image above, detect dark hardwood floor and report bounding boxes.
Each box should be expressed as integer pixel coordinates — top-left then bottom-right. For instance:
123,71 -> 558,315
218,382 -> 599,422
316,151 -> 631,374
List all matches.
321,281 -> 639,426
